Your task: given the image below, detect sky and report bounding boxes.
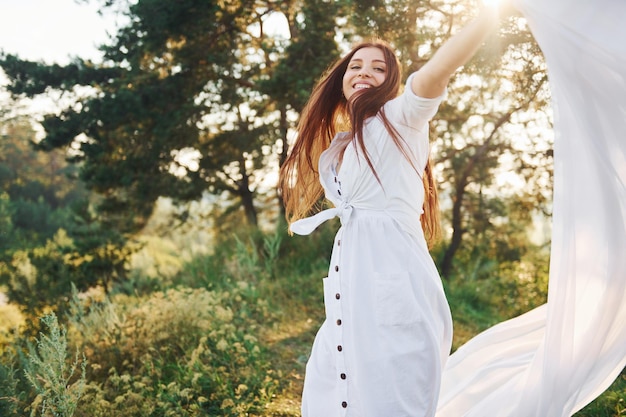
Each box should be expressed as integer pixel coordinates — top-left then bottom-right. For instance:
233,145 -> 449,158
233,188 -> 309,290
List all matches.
0,0 -> 120,64
0,0 -> 124,121
0,0 -> 289,64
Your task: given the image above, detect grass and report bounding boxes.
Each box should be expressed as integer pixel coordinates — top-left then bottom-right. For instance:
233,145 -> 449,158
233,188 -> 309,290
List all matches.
1,222 -> 625,416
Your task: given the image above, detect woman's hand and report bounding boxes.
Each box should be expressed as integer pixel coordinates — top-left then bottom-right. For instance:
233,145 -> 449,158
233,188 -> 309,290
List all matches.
483,0 -> 518,21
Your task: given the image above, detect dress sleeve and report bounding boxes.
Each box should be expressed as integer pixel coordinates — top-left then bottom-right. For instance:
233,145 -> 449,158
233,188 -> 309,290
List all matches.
383,72 -> 446,132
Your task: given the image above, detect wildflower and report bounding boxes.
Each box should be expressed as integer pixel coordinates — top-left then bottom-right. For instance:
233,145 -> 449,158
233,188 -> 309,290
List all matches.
216,339 -> 229,351
221,398 -> 235,408
236,384 -> 248,395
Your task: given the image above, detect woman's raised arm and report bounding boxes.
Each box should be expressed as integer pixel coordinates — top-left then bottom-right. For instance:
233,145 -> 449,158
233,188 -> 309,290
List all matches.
412,3 -> 514,98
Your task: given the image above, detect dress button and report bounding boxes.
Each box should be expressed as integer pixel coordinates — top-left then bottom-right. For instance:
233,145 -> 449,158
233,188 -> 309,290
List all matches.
338,190 -> 342,195
342,401 -> 348,408
335,293 -> 341,300
340,373 -> 347,380
337,239 -> 341,246
334,177 -> 338,183
336,319 -> 342,325
335,265 -> 339,272
337,345 -> 343,352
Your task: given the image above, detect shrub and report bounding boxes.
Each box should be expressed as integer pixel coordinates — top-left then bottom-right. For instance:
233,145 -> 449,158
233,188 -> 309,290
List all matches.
24,313 -> 86,417
0,360 -> 19,416
68,282 -> 277,416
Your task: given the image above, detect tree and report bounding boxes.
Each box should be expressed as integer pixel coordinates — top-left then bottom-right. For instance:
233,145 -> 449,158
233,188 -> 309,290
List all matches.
433,19 -> 553,278
0,120 -> 86,243
0,0 -> 346,234
0,118 -> 134,317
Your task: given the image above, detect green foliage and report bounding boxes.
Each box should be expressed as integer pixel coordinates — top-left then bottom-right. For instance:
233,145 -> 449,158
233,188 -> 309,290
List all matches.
0,0 -> 347,231
67,283 -> 276,416
1,225 -> 134,326
0,120 -> 87,251
262,229 -> 283,279
574,372 -> 626,417
231,229 -> 283,281
0,360 -> 20,416
3,231 -> 80,321
260,0 -> 342,113
0,118 -> 136,325
0,225 -> 624,416
233,235 -> 262,281
61,198 -> 137,293
24,313 -> 87,417
0,192 -> 14,251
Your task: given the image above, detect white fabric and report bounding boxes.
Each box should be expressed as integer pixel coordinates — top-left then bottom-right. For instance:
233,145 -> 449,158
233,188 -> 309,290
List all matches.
436,0 -> 626,416
293,74 -> 451,417
295,0 -> 626,414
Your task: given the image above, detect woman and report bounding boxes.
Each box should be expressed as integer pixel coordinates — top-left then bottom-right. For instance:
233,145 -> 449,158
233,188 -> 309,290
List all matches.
279,4 -> 511,416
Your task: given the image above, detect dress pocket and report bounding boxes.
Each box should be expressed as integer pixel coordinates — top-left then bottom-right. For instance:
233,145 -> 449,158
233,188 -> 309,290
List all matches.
322,277 -> 332,320
374,271 -> 421,326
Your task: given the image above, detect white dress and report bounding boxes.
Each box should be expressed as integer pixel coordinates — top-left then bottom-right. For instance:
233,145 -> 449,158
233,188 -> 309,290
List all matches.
291,74 -> 451,417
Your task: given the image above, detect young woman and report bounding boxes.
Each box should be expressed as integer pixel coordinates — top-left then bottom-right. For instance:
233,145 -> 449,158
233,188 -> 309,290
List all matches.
279,4 -> 512,416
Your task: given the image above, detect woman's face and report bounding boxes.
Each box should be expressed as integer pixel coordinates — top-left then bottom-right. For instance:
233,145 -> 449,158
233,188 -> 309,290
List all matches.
342,47 -> 388,100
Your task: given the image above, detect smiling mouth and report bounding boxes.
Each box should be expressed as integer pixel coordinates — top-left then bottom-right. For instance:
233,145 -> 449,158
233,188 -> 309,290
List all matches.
354,83 -> 372,89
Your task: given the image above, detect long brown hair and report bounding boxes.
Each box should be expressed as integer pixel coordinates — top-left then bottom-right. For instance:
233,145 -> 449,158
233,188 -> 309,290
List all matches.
279,40 -> 441,245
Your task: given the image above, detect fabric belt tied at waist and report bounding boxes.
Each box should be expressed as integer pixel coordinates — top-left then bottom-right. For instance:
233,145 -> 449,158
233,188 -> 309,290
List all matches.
290,202 -> 354,236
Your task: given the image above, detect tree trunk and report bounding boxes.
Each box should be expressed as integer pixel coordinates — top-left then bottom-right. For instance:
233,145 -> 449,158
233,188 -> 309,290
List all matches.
440,178 -> 467,279
439,109 -> 517,278
240,186 -> 258,226
238,156 -> 258,227
277,106 -> 289,222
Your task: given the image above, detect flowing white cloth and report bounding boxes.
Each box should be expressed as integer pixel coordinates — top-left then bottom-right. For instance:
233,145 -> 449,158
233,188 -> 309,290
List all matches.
437,0 -> 626,416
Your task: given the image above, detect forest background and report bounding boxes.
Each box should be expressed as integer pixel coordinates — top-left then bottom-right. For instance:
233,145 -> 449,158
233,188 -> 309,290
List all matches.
0,0 -> 624,416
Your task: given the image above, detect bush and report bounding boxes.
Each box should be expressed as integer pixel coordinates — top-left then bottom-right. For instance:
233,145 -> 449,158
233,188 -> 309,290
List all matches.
1,225 -> 622,417
68,283 -> 277,416
24,313 -> 87,417
0,360 -> 19,416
